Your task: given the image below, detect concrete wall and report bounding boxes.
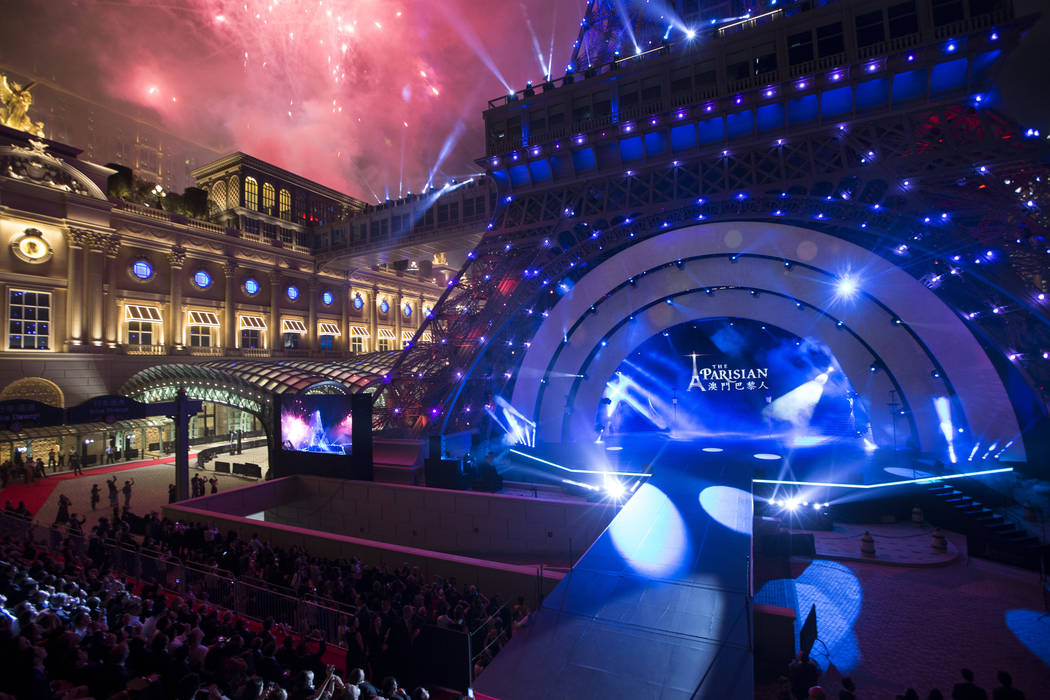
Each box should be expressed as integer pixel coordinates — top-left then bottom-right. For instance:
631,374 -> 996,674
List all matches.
163,476 -> 574,607
246,475 -> 617,562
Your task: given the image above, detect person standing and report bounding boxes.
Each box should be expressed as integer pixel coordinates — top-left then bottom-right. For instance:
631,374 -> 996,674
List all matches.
122,478 -> 135,508
58,448 -> 65,469
48,447 -> 57,471
72,454 -> 83,476
107,476 -> 119,509
105,444 -> 114,464
168,483 -> 177,503
90,484 -> 100,511
209,476 -> 219,494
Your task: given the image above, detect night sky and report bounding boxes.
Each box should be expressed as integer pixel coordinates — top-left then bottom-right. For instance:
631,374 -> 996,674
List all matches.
2,1 -> 1048,201
1,0 -> 583,198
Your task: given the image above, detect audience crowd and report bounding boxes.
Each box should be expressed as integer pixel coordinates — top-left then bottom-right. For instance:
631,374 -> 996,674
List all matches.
0,504 -> 529,700
783,651 -> 1027,700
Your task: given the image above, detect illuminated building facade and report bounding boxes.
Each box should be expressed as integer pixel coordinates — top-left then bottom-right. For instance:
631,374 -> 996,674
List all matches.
0,123 -> 447,460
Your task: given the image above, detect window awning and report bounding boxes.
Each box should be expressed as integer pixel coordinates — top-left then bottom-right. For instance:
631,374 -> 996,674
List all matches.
188,310 -> 220,327
401,329 -> 415,341
377,328 -> 396,340
125,305 -> 162,323
239,315 -> 267,330
281,319 -> 308,334
421,330 -> 433,343
348,326 -> 370,338
318,322 -> 341,336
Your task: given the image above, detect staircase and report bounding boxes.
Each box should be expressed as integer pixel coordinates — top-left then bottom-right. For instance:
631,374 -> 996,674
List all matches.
925,483 -> 1048,572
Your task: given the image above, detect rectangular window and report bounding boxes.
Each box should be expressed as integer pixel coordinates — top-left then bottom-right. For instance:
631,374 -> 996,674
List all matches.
377,338 -> 391,352
968,0 -> 1003,16
318,334 -> 334,350
240,328 -> 261,349
695,60 -> 716,88
855,10 -> 885,48
932,0 -> 965,26
817,22 -> 845,58
727,50 -> 749,81
753,42 -> 777,75
9,290 -> 50,350
189,326 -> 212,347
640,78 -> 661,103
350,336 -> 364,353
787,30 -> 813,66
888,1 -> 919,38
282,332 -> 300,349
127,321 -> 153,346
671,67 -> 692,94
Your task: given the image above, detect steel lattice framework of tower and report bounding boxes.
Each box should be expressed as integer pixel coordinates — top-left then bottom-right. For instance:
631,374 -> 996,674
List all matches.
366,0 -> 1050,460
570,0 -> 769,70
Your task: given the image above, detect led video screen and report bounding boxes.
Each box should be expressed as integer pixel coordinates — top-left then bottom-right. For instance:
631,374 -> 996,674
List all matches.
279,395 -> 354,454
599,319 -> 867,440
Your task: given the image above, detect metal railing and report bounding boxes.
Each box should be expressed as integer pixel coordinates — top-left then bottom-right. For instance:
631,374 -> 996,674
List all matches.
0,514 -> 357,646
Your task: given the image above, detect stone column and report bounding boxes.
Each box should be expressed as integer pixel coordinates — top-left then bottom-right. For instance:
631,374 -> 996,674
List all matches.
66,229 -> 87,347
102,234 -> 121,349
269,270 -> 281,351
340,285 -> 349,354
168,245 -> 186,350
369,285 -> 379,352
394,290 -> 403,350
84,232 -> 106,346
223,261 -> 237,352
307,281 -> 318,352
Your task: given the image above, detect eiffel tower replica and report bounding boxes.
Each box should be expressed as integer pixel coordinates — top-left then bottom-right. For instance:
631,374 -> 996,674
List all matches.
363,0 -> 1048,471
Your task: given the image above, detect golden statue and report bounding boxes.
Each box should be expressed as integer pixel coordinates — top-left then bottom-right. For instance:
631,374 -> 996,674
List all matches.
432,252 -> 448,266
1,74 -> 46,138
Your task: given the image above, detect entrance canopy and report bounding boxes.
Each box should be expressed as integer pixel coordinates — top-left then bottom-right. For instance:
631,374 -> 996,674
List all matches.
119,353 -> 404,421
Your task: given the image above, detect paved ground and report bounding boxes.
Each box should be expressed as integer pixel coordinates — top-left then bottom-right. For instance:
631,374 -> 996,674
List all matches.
1,442 -> 269,531
756,551 -> 1049,699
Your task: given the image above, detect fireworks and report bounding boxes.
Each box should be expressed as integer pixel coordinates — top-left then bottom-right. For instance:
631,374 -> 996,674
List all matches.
4,0 -> 581,198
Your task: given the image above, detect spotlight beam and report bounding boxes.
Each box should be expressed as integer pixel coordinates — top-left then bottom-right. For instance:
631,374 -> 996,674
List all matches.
753,466 -> 1013,490
510,448 -> 653,478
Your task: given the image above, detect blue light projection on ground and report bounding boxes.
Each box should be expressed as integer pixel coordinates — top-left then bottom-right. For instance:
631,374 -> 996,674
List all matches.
699,485 -> 753,534
607,482 -> 689,578
1005,610 -> 1050,666
755,560 -> 863,673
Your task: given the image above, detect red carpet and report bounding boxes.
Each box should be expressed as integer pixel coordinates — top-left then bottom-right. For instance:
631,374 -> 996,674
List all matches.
0,453 -> 197,515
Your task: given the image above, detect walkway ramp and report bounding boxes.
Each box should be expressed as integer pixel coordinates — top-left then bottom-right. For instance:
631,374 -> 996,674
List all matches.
475,446 -> 753,699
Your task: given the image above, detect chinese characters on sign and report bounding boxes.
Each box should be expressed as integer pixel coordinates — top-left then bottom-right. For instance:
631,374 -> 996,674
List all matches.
687,354 -> 769,392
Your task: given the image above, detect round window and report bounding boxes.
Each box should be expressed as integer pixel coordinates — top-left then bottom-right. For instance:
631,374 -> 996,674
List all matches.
322,291 -> 334,306
131,260 -> 154,280
353,294 -> 364,309
403,303 -> 412,317
379,299 -> 389,314
287,285 -> 299,301
193,270 -> 212,288
425,306 -> 433,317
243,278 -> 260,296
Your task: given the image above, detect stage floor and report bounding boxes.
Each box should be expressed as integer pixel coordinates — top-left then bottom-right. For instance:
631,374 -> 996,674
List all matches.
475,441 -> 754,700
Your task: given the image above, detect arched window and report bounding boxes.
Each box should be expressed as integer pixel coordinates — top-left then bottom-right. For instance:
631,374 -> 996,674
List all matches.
279,189 -> 292,220
208,181 -> 227,214
244,177 -> 259,210
262,183 -> 275,213
227,176 -> 240,208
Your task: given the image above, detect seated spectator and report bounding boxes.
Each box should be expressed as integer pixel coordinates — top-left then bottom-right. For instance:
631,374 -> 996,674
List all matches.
992,671 -> 1025,700
953,668 -> 988,700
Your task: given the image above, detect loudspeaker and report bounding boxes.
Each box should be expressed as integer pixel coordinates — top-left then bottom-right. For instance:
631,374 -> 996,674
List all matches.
424,458 -> 462,489
351,393 -> 373,481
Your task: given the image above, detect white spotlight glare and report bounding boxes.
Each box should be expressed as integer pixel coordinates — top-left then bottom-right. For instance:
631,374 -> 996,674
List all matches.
835,274 -> 860,299
685,28 -> 697,39
605,479 -> 627,500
